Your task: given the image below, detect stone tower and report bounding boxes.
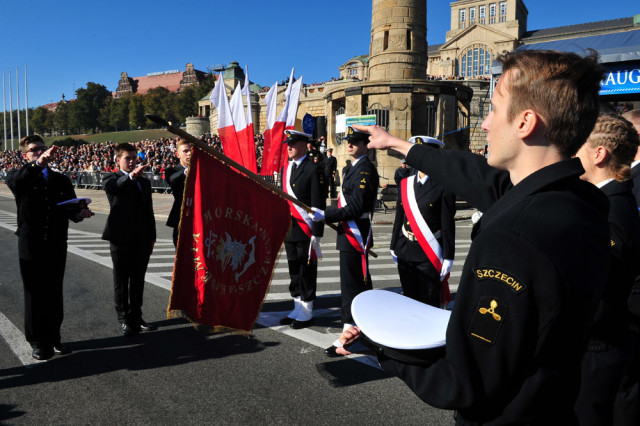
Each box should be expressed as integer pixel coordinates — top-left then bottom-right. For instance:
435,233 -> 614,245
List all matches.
368,0 -> 428,81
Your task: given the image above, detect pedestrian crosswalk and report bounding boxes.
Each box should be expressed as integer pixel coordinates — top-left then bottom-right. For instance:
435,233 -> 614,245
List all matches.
0,210 -> 472,300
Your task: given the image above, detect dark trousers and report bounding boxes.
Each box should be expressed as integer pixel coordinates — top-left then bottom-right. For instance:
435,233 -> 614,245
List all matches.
110,241 -> 153,324
576,344 -> 630,426
397,260 -> 441,307
326,174 -> 336,198
285,239 -> 318,302
19,246 -> 67,347
172,226 -> 179,247
339,250 -> 372,325
614,331 -> 640,425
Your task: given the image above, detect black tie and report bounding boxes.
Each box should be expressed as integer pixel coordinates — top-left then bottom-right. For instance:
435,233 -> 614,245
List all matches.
292,162 -> 298,172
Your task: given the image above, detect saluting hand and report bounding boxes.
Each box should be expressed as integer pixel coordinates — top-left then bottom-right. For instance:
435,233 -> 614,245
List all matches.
36,145 -> 58,167
130,164 -> 148,179
352,124 -> 413,157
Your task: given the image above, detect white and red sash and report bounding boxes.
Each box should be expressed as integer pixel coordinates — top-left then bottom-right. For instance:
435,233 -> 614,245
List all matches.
338,190 -> 374,281
283,161 -> 321,261
401,175 -> 451,305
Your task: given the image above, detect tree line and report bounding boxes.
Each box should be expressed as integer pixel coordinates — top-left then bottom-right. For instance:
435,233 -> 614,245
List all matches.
0,76 -> 215,142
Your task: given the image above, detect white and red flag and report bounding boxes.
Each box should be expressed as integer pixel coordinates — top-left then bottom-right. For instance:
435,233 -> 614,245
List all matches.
260,68 -> 295,176
241,67 -> 258,173
210,73 -> 243,165
230,82 -> 256,172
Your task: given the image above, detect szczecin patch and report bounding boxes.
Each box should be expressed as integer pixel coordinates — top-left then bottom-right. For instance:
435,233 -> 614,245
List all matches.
474,267 -> 526,294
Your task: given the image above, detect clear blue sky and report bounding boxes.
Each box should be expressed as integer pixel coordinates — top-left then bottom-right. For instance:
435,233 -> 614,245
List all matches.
1,0 -> 638,109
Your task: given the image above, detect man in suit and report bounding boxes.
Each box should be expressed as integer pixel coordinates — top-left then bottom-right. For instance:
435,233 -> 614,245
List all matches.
279,130 -> 326,329
7,135 -> 93,360
390,136 -> 455,307
309,126 -> 379,357
323,148 -> 338,198
165,139 -> 192,246
102,143 -> 157,336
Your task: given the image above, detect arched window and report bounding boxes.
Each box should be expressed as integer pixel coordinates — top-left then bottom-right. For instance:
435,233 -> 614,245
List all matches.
457,44 -> 494,78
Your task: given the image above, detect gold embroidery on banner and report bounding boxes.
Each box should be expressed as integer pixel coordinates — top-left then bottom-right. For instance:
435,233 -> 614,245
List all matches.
479,300 -> 502,321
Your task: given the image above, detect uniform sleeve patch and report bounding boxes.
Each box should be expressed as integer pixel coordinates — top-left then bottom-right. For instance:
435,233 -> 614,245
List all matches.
469,296 -> 508,345
474,267 -> 526,294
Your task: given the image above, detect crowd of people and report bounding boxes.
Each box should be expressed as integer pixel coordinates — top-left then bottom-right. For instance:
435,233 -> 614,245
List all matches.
0,134 -> 270,182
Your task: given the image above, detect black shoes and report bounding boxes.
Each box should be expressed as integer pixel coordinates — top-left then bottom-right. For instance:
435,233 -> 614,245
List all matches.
32,345 -> 54,361
53,344 -> 71,355
290,319 -> 313,329
121,322 -> 138,336
324,345 -> 344,358
279,317 -> 295,326
138,320 -> 156,332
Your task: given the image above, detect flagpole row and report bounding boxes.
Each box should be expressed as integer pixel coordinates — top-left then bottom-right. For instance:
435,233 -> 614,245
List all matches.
145,114 -> 378,258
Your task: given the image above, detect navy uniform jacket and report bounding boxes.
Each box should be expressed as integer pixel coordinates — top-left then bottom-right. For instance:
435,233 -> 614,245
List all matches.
630,164 -> 640,329
282,157 -> 326,242
7,162 -> 81,260
391,176 -> 456,263
165,165 -> 186,229
101,171 -> 156,245
325,156 -> 379,252
380,147 -> 610,424
323,155 -> 337,177
588,179 -> 640,344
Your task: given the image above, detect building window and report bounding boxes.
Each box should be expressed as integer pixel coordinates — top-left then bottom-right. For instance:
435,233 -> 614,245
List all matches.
469,7 -> 476,24
489,3 -> 496,24
479,5 -> 486,24
459,8 -> 466,29
349,63 -> 359,77
458,44 -> 493,78
406,30 -> 412,50
499,1 -> 507,22
383,30 -> 389,50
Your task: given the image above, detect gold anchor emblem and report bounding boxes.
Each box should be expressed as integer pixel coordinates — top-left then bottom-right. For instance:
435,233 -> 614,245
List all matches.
479,300 -> 502,321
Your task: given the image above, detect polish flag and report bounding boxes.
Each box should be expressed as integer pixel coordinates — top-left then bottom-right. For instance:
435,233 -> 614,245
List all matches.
278,75 -> 303,169
210,73 -> 243,165
241,67 -> 258,173
260,69 -> 295,176
230,82 -> 254,171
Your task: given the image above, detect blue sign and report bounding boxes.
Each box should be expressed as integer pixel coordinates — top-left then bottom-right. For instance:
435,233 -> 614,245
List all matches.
302,113 -> 315,135
600,61 -> 640,96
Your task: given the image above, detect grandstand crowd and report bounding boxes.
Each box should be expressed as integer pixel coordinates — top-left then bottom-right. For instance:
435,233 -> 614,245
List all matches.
0,135 -> 266,181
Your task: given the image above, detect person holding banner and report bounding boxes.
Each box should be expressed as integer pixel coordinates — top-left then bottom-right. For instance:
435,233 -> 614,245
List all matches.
102,143 -> 157,336
165,139 -> 192,246
279,130 -> 326,329
342,50 -> 611,424
309,127 -> 379,357
390,136 -> 455,308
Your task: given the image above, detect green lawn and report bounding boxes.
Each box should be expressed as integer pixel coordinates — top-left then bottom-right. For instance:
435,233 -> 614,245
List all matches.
44,129 -> 176,145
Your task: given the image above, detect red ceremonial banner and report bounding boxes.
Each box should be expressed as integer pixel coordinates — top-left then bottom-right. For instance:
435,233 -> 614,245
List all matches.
168,147 -> 291,333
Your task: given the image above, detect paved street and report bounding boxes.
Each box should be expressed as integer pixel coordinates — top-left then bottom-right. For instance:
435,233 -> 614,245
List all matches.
0,183 -> 473,425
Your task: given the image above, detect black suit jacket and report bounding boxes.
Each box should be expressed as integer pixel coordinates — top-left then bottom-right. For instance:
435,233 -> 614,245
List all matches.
6,162 -> 81,260
325,155 -> 379,252
165,165 -> 186,228
391,176 -> 456,263
282,157 -> 326,242
101,171 -> 156,244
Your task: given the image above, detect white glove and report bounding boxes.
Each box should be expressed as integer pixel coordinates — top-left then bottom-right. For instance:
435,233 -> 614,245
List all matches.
309,207 -> 325,222
471,211 -> 483,224
390,250 -> 398,265
440,259 -> 453,281
309,236 -> 323,259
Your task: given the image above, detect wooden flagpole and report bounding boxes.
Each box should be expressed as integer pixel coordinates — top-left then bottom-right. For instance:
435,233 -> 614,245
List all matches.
145,114 -> 378,258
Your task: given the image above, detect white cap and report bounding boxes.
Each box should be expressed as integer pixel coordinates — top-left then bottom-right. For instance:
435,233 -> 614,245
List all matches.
409,136 -> 445,148
351,289 -> 450,350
